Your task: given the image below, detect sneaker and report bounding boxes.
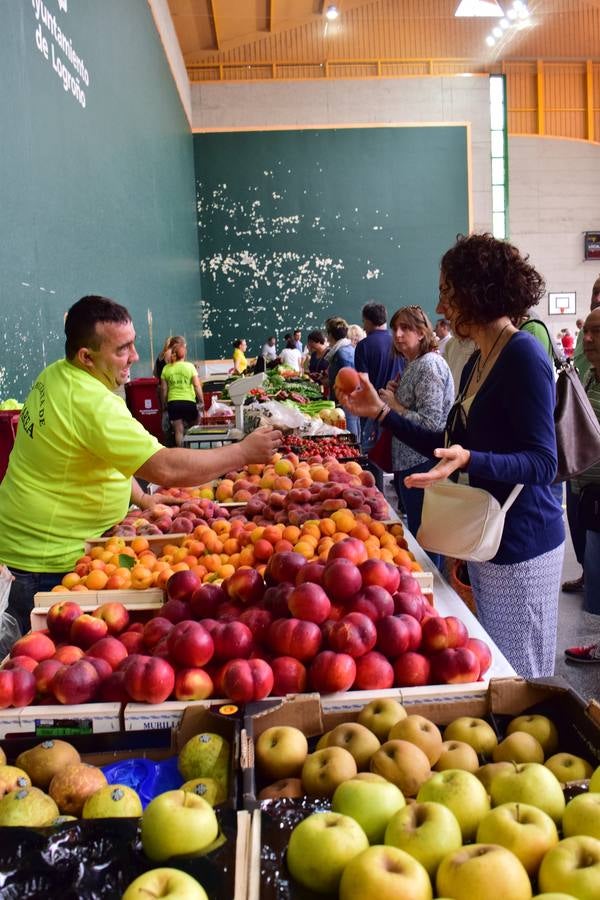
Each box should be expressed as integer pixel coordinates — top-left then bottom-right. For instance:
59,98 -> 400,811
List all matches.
564,642 -> 600,663
562,575 -> 584,593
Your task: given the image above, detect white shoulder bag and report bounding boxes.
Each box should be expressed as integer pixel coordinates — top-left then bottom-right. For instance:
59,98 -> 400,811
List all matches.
417,479 -> 523,562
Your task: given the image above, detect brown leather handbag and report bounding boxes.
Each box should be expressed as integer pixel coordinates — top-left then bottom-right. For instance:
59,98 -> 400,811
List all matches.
554,365 -> 600,482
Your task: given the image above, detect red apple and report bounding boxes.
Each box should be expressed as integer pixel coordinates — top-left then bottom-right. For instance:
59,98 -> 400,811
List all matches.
287,583 -> 331,624
122,655 -> 176,703
322,559 -> 362,602
98,670 -> 130,702
376,615 -> 412,658
225,568 -> 265,605
262,583 -> 295,618
353,650 -> 395,690
127,622 -> 145,634
270,656 -> 308,695
239,607 -> 273,645
359,559 -> 400,594
309,651 -> 356,693
166,570 -> 201,602
83,655 -> 112,681
466,637 -> 492,677
2,655 -> 38,672
444,615 -> 469,649
91,601 -> 130,635
166,620 -> 214,668
142,617 -> 173,649
173,667 -> 213,701
33,659 -> 63,695
0,667 -> 36,708
10,632 -> 56,662
221,657 -> 274,702
295,562 -> 325,587
265,551 -> 307,585
348,585 -> 394,621
52,645 -> 85,665
70,614 -> 108,649
393,651 -> 431,687
118,631 -> 144,654
46,600 -> 83,641
160,596 -> 191,624
392,591 -> 426,620
397,571 -> 422,594
429,647 -> 480,685
86,636 -> 128,671
327,612 -> 377,658
211,621 -> 254,661
215,600 -> 243,623
268,618 -> 322,661
328,537 -> 368,566
189,583 -> 226,619
51,659 -> 100,704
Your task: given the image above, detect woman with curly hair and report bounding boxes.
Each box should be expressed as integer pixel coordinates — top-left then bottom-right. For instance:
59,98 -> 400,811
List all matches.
338,233 -> 564,678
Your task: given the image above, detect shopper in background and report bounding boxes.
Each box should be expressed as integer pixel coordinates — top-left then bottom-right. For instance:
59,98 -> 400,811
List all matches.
443,334 -> 477,398
561,328 -> 575,358
378,305 -> 453,567
280,335 -> 303,373
338,234 -> 564,679
153,336 -> 174,379
293,329 -> 303,353
434,318 -> 452,355
563,307 -> 600,662
160,337 -> 204,448
325,316 -> 360,441
261,335 -> 277,363
305,330 -> 329,383
347,323 -> 366,347
0,296 -> 281,638
232,338 -> 248,375
354,302 -> 404,469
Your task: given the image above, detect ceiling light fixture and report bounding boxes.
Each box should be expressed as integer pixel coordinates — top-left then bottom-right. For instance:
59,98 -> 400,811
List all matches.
325,4 -> 339,20
455,0 -> 503,16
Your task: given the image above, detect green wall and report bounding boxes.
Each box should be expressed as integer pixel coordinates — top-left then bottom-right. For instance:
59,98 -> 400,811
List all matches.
0,0 -> 202,400
194,126 -> 469,360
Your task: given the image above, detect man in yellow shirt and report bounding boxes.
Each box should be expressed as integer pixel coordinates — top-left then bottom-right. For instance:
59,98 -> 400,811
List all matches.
0,296 -> 281,636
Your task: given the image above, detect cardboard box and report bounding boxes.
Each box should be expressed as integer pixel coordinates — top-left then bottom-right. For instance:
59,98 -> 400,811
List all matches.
33,588 -> 164,610
241,676 -> 600,810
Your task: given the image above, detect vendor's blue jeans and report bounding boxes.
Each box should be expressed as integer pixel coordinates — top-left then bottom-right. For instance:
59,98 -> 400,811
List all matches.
5,568 -> 69,637
583,529 -> 600,617
394,461 -> 443,571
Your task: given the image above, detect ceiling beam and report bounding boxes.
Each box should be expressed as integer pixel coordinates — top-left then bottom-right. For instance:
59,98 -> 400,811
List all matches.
208,0 -> 221,50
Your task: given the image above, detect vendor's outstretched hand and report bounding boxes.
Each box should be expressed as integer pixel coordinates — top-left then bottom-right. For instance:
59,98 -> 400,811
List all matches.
404,444 -> 471,488
241,426 -> 283,463
335,372 -> 382,418
140,492 -> 181,508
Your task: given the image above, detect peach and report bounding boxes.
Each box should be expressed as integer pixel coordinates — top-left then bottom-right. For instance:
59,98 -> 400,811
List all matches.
0,668 -> 36,708
92,602 -> 130,635
174,667 -> 213,701
10,632 -> 56,663
221,657 -> 274,702
70,614 -> 109,649
52,659 -> 100,704
46,600 -> 84,642
53,645 -> 85,665
309,650 -> 356,693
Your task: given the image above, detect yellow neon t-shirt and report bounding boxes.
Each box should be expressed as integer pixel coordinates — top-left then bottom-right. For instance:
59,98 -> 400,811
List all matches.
232,348 -> 247,373
161,360 -> 198,402
0,359 -> 161,572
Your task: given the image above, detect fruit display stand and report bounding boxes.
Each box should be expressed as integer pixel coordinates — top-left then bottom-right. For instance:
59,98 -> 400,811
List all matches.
243,677 -> 600,900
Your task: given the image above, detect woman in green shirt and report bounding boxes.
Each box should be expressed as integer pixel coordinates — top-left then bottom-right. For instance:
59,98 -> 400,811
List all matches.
160,337 -> 204,446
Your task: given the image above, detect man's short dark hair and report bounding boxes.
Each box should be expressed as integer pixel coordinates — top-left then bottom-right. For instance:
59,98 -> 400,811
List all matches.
293,328 -> 301,336
65,295 -> 131,359
307,330 -> 326,345
326,316 -> 348,342
361,302 -> 388,327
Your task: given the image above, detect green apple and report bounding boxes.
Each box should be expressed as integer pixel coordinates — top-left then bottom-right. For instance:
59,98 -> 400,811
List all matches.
255,725 -> 308,780
434,740 -> 480,773
370,740 -> 431,797
301,746 -> 357,797
476,761 -> 515,793
507,715 -> 558,757
83,784 -> 142,818
121,868 -> 208,899
493,732 -> 545,764
141,790 -> 219,862
489,763 -> 565,824
442,717 -> 498,757
332,773 -> 405,843
475,802 -> 558,877
590,766 -> 600,792
339,844 -> 433,900
384,800 -> 462,879
532,894 -> 579,899
357,698 -> 407,741
0,787 -> 59,826
545,753 -> 594,784
437,844 -> 532,900
315,731 -> 331,751
324,722 -> 381,770
177,733 -> 229,790
538,836 -> 600,899
286,811 -> 369,894
388,715 -> 443,766
416,769 -> 490,841
562,793 -> 600,840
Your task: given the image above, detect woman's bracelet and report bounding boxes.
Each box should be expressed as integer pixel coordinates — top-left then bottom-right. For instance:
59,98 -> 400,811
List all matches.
375,403 -> 390,423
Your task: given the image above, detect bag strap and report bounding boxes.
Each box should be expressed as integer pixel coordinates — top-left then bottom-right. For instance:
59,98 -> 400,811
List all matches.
519,318 -> 563,370
501,484 -> 524,512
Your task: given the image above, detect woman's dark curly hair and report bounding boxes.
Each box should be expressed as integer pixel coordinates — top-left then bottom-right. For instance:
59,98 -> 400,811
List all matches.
440,233 -> 545,338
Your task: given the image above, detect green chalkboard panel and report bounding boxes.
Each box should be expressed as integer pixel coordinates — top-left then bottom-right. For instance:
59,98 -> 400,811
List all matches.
194,126 -> 469,360
0,0 -> 202,400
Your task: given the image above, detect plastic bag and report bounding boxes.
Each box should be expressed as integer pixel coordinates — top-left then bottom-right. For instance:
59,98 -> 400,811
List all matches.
0,565 -> 19,659
243,400 -> 307,432
206,398 -> 234,419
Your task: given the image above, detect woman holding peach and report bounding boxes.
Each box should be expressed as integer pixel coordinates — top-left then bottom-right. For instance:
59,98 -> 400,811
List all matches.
338,233 -> 564,679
